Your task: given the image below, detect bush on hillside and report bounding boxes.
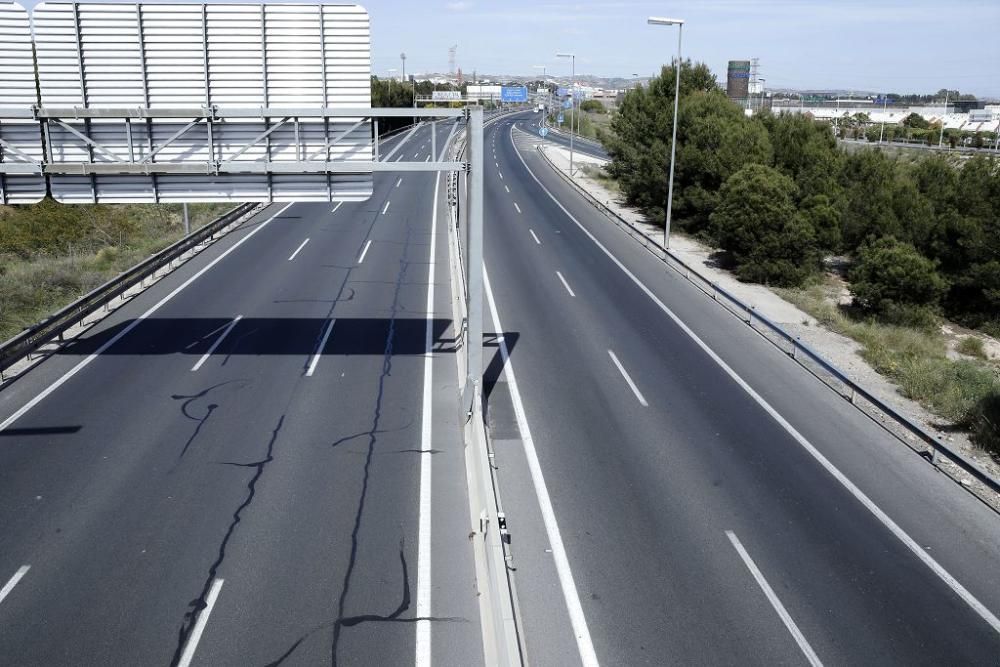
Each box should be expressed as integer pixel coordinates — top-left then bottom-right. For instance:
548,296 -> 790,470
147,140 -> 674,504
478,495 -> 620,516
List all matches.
849,237 -> 947,325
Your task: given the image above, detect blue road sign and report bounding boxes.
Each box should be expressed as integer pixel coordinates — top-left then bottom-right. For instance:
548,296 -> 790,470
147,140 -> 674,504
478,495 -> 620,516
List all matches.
539,127 -> 549,137
501,86 -> 528,102
556,87 -> 569,97
557,113 -> 564,124
562,99 -> 573,109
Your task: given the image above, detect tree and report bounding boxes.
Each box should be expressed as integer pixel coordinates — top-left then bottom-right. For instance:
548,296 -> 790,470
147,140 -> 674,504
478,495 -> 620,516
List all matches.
579,99 -> 606,114
849,237 -> 947,323
902,112 -> 930,130
840,149 -> 901,250
710,164 -> 820,286
761,112 -> 842,201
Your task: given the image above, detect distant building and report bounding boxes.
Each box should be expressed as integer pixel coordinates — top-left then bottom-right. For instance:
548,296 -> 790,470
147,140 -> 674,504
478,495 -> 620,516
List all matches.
727,60 -> 750,102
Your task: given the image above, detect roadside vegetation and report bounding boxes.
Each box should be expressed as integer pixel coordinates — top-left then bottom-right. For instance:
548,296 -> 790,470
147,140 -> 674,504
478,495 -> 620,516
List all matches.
599,61 -> 1000,454
0,200 -> 230,342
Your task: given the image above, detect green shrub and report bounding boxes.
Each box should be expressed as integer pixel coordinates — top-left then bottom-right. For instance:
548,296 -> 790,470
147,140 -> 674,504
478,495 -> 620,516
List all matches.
579,99 -> 606,114
710,164 -> 819,286
956,336 -> 987,359
849,237 -> 946,323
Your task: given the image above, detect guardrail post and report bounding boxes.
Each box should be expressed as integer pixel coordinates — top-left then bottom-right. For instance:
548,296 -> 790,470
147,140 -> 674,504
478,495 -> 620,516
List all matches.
849,387 -> 857,405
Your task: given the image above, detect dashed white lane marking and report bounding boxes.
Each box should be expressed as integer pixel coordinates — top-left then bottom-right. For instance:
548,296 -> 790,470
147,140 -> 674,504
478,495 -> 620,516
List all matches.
483,267 -> 599,666
0,565 -> 30,606
331,201 -> 343,214
556,270 -> 576,297
425,155 -> 430,162
498,171 -> 504,180
513,202 -> 521,214
396,177 -> 403,188
176,578 -> 224,667
0,203 -> 292,433
509,122 -> 1000,635
191,316 -> 243,372
414,151 -> 420,158
287,237 -> 310,261
529,229 -> 541,245
382,200 -> 391,215
608,349 -> 647,406
358,239 -> 372,264
504,185 -> 510,193
306,319 -> 336,377
727,531 -> 824,667
396,154 -> 404,162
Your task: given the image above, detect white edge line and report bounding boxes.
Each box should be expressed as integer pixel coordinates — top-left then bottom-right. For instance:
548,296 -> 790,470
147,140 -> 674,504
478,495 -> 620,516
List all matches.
555,270 -> 576,298
176,578 -> 224,667
0,203 -> 292,433
287,237 -> 310,261
191,315 -> 243,372
513,202 -> 521,214
306,318 -> 336,377
382,200 -> 391,215
529,229 -> 541,245
508,123 -> 1000,634
483,265 -> 599,666
607,349 -> 647,406
358,239 -> 373,264
415,165 -> 441,667
726,531 -> 824,667
0,565 -> 30,605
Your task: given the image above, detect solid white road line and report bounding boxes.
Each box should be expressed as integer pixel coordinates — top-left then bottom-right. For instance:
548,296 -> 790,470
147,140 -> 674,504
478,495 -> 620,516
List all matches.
483,266 -> 599,666
529,229 -> 541,245
191,316 -> 243,372
726,531 -> 824,667
396,177 -> 403,188
556,271 -> 576,297
382,200 -> 391,215
306,319 -> 336,377
357,239 -> 372,264
287,237 -> 310,261
0,565 -> 30,605
504,185 -> 510,193
607,349 -> 647,406
176,578 -> 224,667
508,124 -> 1000,634
0,203 -> 292,433
415,166 -> 441,667
331,201 -> 343,214
513,202 -> 521,214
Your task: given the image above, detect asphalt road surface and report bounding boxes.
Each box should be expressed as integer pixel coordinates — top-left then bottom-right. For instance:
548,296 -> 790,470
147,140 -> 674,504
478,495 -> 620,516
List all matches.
483,112 -> 1000,666
0,123 -> 484,666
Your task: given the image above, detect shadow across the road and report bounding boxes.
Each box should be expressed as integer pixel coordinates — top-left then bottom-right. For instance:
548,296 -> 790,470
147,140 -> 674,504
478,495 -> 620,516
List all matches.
57,317 -> 454,357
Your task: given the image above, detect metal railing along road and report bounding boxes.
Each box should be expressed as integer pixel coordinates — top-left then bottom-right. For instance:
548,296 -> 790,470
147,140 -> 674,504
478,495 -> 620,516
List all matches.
0,202 -> 259,380
534,140 -> 1000,507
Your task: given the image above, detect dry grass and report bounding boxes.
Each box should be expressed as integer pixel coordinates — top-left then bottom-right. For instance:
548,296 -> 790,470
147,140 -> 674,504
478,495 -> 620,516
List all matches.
780,279 -> 1000,455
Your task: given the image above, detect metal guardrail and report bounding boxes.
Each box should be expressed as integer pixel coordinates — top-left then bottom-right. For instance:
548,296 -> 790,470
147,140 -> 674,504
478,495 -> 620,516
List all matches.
534,141 -> 1000,503
0,202 -> 258,378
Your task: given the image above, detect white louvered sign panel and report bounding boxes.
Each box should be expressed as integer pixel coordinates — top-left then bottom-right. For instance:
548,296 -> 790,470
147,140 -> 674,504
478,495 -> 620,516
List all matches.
0,2 -> 46,204
31,1 -> 372,203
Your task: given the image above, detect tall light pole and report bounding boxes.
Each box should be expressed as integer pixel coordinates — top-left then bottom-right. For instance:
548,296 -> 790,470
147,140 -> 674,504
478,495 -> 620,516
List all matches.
938,89 -> 950,148
556,52 -> 576,177
757,77 -> 766,113
533,64 -> 549,119
648,16 -> 684,250
879,93 -> 888,144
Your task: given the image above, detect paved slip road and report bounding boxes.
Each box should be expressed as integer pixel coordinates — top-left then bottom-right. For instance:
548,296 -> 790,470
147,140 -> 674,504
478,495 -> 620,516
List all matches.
483,113 -> 1000,665
0,123 -> 485,666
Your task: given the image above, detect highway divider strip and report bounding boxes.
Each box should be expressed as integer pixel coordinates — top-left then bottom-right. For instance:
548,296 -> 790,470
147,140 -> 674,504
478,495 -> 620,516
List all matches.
531,133 -> 1000,509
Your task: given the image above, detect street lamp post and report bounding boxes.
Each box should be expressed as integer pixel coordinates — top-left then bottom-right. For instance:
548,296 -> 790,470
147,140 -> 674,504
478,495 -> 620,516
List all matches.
648,16 -> 684,250
533,64 -> 548,122
556,52 -> 576,177
879,93 -> 888,144
938,89 -> 950,148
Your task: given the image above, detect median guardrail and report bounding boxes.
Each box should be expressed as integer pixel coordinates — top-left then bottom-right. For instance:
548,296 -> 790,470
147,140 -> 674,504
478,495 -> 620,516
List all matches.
534,139 -> 1000,507
0,202 -> 259,379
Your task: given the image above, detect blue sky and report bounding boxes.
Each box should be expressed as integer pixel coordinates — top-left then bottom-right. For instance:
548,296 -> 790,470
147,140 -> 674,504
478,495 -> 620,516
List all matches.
362,0 -> 1000,97
15,0 -> 1000,97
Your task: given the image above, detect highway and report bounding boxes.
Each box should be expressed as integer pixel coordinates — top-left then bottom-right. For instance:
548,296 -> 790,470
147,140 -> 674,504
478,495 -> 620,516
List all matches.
1,109 -> 1000,666
482,113 -> 1000,665
0,123 -> 484,666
